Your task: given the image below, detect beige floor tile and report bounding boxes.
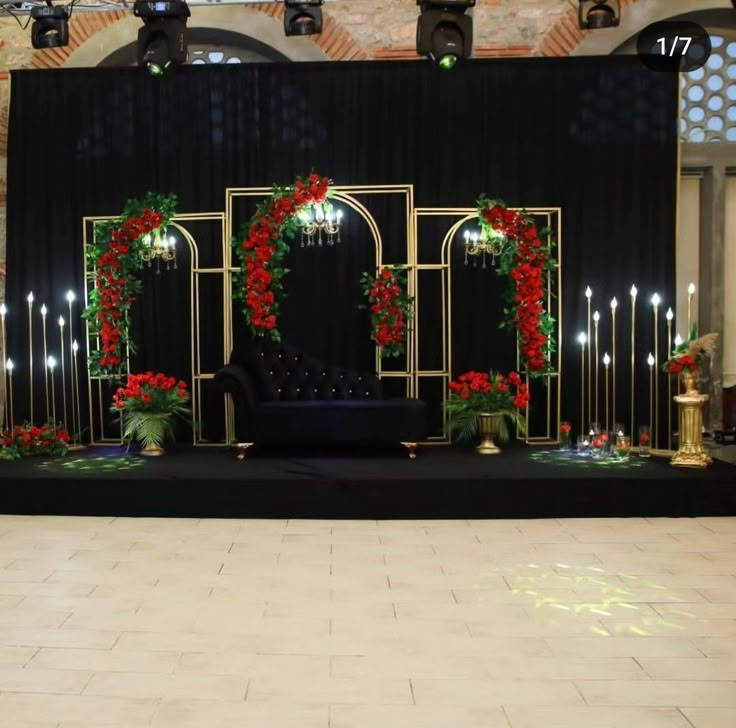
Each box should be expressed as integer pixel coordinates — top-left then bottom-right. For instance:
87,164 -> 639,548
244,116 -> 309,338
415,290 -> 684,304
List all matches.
0,582 -> 95,598
652,602 -> 736,619
411,678 -> 583,706
679,707 -> 736,727
151,698 -> 327,728
0,627 -> 119,649
0,645 -> 38,667
245,676 -> 413,704
545,637 -> 704,658
29,647 -> 180,673
638,657 -> 736,680
576,679 -> 736,707
0,666 -> 91,694
1,722 -> 59,728
0,692 -> 157,724
83,670 -> 246,700
329,704 -> 510,728
178,651 -> 330,677
601,617 -> 736,638
503,706 -> 692,728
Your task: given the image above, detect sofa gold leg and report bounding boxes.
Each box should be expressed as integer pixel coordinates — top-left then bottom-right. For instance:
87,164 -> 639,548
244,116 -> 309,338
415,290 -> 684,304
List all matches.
235,442 -> 254,460
401,442 -> 418,459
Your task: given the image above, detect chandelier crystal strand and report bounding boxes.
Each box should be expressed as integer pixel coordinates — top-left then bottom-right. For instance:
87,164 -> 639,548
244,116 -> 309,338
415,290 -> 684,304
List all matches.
297,202 -> 342,248
140,228 -> 177,273
463,226 -> 505,268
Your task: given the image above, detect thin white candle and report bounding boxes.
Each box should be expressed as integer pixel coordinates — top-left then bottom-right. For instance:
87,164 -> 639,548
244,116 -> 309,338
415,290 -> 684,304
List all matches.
26,292 -> 33,424
593,311 -> 600,425
630,284 -> 638,443
610,297 -> 618,433
585,287 -> 592,428
687,282 -> 696,332
6,358 -> 14,431
651,294 -> 660,447
58,316 -> 68,430
579,332 -> 587,437
40,304 -> 49,423
47,356 -> 56,427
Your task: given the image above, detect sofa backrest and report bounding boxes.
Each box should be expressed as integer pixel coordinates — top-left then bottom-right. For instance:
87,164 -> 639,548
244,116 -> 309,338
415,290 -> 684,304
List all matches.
232,341 -> 384,402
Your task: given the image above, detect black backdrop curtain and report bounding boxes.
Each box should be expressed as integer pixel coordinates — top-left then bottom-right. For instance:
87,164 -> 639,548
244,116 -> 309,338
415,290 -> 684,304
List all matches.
6,57 -> 678,442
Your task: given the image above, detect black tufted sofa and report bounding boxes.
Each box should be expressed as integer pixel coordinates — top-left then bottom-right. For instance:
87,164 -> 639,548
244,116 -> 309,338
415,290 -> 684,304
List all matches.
214,341 -> 427,458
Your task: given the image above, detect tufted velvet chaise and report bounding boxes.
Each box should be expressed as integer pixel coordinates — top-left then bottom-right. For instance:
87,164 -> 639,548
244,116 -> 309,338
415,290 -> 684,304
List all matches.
214,341 -> 427,459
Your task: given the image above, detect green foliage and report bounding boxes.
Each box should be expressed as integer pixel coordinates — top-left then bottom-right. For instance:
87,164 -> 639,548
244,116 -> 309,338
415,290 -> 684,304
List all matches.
0,423 -> 70,460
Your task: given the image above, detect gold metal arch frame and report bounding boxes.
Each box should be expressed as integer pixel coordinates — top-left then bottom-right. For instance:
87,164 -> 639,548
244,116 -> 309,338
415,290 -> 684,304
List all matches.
225,184 -> 416,445
413,206 -> 562,444
83,213 -> 228,446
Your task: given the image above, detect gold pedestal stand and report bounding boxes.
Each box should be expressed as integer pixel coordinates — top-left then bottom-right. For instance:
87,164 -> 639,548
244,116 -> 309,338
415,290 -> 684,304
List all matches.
476,413 -> 501,455
671,392 -> 712,468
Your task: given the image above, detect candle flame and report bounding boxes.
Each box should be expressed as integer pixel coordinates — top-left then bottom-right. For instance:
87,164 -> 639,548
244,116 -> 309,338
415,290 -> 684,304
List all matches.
630,284 -> 638,297
6,358 -> 13,371
688,282 -> 696,295
603,352 -> 610,366
610,297 -> 618,310
593,311 -> 600,322
72,340 -> 79,353
40,304 -> 47,316
0,304 -> 6,316
27,292 -> 34,303
666,307 -> 673,321
578,332 -> 587,345
651,293 -> 660,307
674,334 -> 683,347
647,353 -> 655,366
58,316 -> 65,327
47,356 -> 56,369
66,290 -> 75,303
585,286 -> 592,298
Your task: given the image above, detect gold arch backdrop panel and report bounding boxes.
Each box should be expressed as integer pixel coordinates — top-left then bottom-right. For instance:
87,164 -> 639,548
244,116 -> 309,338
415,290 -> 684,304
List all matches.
225,184 -> 417,444
413,206 -> 562,444
83,213 -> 229,447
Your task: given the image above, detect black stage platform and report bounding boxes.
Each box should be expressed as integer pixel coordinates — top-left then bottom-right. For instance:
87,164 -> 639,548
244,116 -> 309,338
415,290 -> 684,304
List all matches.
0,442 -> 734,519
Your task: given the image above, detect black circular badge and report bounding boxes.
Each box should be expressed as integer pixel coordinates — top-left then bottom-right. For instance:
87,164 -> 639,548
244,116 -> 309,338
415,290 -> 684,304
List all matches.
637,21 -> 711,73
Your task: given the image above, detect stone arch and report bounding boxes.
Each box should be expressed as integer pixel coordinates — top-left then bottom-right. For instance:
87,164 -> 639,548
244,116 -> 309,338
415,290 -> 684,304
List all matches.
29,3 -> 369,69
537,0 -> 727,58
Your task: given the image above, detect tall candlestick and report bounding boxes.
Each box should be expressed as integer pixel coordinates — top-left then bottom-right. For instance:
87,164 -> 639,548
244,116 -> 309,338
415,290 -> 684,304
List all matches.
675,333 -> 683,395
603,352 -> 610,434
27,292 -> 34,424
687,282 -> 696,333
47,356 -> 56,427
585,286 -> 592,429
630,284 -> 637,442
58,317 -> 68,430
6,359 -> 14,431
593,311 -> 600,425
66,291 -> 77,442
666,307 -> 673,451
0,304 -> 6,431
652,293 -> 660,447
40,304 -> 49,423
610,297 -> 618,433
578,332 -> 587,438
648,353 -> 655,437
72,340 -> 82,447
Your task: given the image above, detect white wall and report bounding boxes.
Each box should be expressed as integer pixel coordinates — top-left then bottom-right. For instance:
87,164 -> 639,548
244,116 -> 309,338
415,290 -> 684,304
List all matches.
725,175 -> 736,389
677,175 -> 701,343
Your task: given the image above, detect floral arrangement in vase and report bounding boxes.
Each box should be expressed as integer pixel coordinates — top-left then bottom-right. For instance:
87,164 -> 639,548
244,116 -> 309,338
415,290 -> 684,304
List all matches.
663,324 -> 718,394
445,370 -> 529,443
111,372 -> 190,455
0,423 -> 71,460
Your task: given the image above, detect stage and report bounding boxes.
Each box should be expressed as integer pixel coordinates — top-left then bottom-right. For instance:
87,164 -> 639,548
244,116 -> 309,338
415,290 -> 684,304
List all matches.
1,443 -> 734,519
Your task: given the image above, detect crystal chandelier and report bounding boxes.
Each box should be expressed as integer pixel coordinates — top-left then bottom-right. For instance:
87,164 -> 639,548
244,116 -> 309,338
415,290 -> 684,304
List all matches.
298,202 -> 343,248
140,228 -> 177,273
462,226 -> 506,269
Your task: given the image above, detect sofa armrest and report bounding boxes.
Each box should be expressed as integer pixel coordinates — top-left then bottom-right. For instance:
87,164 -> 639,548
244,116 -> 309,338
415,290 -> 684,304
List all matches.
214,363 -> 260,442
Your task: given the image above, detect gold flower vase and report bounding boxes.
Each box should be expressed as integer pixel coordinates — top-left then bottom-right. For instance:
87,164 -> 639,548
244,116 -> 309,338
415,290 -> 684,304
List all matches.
476,413 -> 501,455
671,371 -> 712,468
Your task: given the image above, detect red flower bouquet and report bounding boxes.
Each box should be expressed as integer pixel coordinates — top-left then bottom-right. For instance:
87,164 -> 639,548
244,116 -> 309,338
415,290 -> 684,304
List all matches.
360,266 -> 414,358
0,423 -> 70,460
476,197 -> 556,374
235,173 -> 331,341
445,370 -> 529,442
111,372 -> 190,453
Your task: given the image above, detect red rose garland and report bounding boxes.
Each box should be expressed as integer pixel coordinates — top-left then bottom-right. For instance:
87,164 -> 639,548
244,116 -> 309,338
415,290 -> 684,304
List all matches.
235,173 -> 330,340
359,266 -> 414,358
477,197 -> 555,373
82,194 -> 178,376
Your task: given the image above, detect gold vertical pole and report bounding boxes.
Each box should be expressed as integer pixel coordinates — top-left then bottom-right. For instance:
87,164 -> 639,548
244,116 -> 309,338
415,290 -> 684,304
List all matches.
6,359 -> 14,431
666,308 -> 673,451
0,304 -> 6,431
593,311 -> 600,425
59,317 -> 68,430
40,305 -> 49,423
648,353 -> 655,434
47,357 -> 56,427
687,282 -> 695,332
610,297 -> 617,434
585,286 -> 592,429
66,292 -> 77,442
72,340 -> 82,444
630,285 -> 637,438
27,293 -> 34,424
603,353 -> 610,435
578,332 -> 587,437
652,293 -> 660,448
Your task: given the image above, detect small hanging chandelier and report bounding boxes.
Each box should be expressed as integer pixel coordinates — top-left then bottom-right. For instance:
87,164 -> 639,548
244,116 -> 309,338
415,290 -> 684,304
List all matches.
298,202 -> 343,248
462,226 -> 506,269
140,228 -> 177,273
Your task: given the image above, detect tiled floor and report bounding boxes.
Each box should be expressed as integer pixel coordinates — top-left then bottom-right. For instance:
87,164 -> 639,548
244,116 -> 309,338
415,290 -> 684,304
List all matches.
0,516 -> 735,727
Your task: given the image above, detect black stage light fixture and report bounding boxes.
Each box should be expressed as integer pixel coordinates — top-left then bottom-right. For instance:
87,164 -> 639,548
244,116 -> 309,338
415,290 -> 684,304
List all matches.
31,4 -> 70,49
416,0 -> 475,70
284,0 -> 324,37
578,0 -> 620,30
134,0 -> 190,76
